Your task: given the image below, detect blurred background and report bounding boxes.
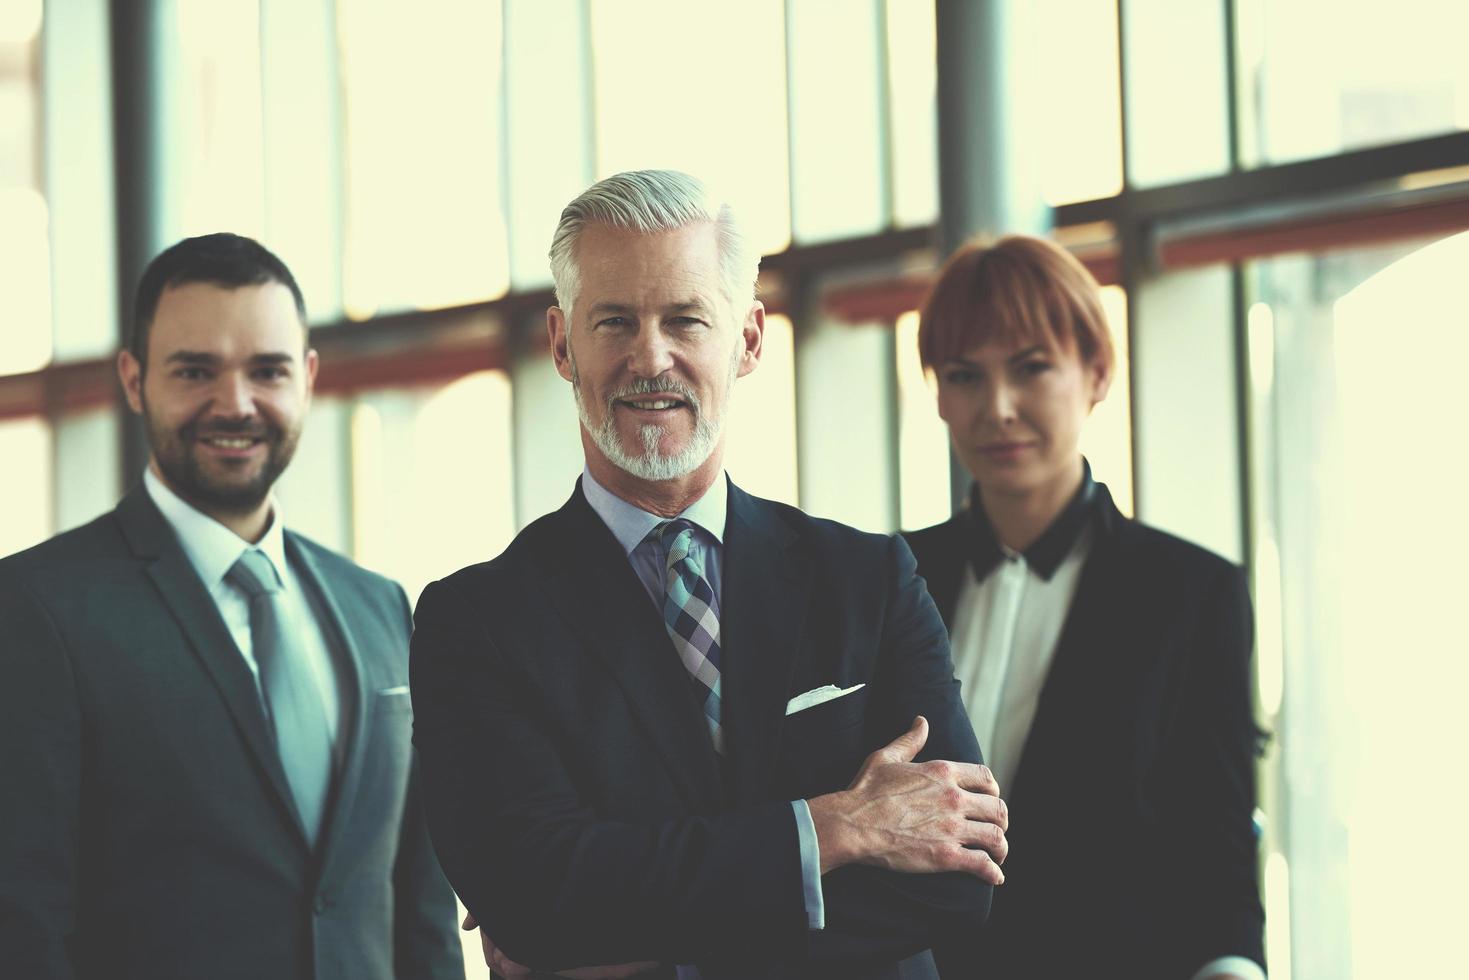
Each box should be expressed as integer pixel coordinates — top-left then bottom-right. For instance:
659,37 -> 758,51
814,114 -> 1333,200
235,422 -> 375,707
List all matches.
3,0 -> 1467,976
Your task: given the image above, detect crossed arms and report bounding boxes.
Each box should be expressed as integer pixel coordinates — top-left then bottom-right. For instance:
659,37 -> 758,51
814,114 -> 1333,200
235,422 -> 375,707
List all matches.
408,536 -> 1008,973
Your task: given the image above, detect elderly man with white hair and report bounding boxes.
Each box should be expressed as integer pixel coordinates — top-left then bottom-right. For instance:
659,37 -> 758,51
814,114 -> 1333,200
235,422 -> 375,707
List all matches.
410,170 -> 1008,980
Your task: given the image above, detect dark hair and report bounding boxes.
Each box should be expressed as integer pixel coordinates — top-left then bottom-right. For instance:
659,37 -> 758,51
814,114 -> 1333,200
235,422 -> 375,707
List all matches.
130,233 -> 308,368
918,235 -> 1114,375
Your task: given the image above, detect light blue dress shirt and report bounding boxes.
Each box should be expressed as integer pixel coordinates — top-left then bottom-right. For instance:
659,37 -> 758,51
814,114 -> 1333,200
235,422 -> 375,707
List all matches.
579,468 -> 826,944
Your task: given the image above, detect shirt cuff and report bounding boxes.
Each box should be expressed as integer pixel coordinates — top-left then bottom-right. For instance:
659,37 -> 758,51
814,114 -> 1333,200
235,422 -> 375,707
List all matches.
1190,955 -> 1267,980
790,800 -> 825,930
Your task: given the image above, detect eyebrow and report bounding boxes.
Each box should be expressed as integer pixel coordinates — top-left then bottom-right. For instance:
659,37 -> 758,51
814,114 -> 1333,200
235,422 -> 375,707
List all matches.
1006,345 -> 1049,365
943,345 -> 1049,368
586,300 -> 715,319
163,350 -> 297,366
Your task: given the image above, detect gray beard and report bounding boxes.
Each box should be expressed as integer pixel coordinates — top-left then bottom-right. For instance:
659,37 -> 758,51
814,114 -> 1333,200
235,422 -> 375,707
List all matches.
570,345 -> 739,483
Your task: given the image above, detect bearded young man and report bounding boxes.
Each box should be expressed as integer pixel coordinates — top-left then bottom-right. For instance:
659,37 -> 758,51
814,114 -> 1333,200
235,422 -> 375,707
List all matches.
0,234 -> 462,980
409,171 -> 1010,980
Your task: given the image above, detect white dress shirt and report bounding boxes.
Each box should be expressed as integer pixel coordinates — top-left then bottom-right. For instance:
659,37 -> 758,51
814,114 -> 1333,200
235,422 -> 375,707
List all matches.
143,468 -> 343,750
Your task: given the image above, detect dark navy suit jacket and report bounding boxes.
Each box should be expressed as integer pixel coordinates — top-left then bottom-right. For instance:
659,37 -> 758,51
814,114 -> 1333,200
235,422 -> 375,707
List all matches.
411,479 -> 990,979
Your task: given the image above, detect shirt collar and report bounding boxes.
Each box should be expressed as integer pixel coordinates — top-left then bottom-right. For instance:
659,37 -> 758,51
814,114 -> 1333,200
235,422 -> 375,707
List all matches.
963,459 -> 1101,582
580,465 -> 728,556
143,467 -> 289,589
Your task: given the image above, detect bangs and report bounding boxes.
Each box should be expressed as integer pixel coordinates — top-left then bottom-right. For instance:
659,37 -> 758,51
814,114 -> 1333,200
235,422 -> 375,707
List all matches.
918,236 -> 1114,372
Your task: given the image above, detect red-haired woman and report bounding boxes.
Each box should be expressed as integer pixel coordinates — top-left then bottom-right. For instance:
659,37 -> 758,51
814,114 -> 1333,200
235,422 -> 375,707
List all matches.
903,236 -> 1265,980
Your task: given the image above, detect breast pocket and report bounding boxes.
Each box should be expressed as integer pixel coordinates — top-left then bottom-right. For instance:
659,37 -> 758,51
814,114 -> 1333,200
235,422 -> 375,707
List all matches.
778,687 -> 872,798
373,686 -> 413,715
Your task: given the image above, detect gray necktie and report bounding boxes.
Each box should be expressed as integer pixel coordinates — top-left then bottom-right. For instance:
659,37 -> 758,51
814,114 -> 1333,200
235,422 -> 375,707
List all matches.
227,549 -> 332,844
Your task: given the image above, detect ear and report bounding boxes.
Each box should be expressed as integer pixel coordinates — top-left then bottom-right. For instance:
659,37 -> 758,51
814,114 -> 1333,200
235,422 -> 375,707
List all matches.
303,348 -> 320,399
548,306 -> 574,383
735,302 -> 765,380
1087,354 -> 1114,410
117,349 -> 145,414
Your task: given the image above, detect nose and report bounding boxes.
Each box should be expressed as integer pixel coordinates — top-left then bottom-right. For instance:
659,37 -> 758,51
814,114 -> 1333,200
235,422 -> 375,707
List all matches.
210,372 -> 257,419
984,379 -> 1017,426
627,323 -> 676,379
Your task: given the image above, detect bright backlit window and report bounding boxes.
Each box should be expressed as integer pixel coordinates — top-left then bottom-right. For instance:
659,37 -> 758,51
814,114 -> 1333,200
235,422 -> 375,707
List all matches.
1236,0 -> 1469,165
0,9 -> 51,376
590,0 -> 792,257
725,314 -> 799,506
172,0 -> 266,241
1031,0 -> 1125,205
338,0 -> 509,318
0,416 -> 52,556
350,372 -> 516,605
1246,230 -> 1469,980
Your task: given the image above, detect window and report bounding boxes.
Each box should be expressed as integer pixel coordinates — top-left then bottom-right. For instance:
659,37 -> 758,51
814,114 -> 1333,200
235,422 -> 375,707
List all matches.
337,0 -> 509,317
0,416 -> 52,555
725,314 -> 799,505
350,372 -> 517,604
1236,0 -> 1469,165
0,3 -> 50,375
591,0 -> 791,255
1245,230 -> 1469,979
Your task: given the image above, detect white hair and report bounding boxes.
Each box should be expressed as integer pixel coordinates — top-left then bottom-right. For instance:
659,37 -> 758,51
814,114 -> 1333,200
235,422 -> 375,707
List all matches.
548,169 -> 760,318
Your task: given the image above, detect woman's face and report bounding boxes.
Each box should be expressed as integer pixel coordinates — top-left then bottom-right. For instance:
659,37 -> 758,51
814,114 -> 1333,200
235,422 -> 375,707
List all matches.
935,333 -> 1111,502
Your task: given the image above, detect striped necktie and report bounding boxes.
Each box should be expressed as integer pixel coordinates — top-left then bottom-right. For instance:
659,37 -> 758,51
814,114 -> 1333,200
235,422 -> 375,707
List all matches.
654,520 -> 724,755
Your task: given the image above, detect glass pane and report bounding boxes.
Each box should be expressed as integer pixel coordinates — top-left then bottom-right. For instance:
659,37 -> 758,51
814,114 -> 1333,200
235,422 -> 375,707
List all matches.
273,395 -> 351,553
0,1 -> 42,47
42,0 -> 118,361
786,0 -> 886,242
1123,0 -> 1230,186
351,372 -> 516,604
725,314 -> 798,506
1030,0 -> 1124,205
589,0 -> 791,257
1246,230 -> 1469,979
1081,285 -> 1132,516
0,187 -> 52,374
0,416 -> 52,556
895,311 -> 949,531
505,0 -> 592,289
338,0 -> 508,317
1236,0 -> 1469,166
260,0 -> 344,322
0,17 -> 50,375
885,0 -> 938,227
54,407 -> 119,533
509,335 -> 585,530
172,0 -> 267,240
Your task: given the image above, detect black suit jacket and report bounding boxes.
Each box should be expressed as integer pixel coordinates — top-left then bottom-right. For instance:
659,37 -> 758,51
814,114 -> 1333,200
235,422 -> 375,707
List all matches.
903,486 -> 1265,979
410,479 -> 990,979
0,487 -> 463,980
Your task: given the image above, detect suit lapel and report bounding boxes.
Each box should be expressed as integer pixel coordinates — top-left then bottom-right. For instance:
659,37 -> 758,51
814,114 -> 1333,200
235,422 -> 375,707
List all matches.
914,517 -> 970,629
116,488 -> 307,851
286,534 -> 369,873
1009,495 -> 1129,805
720,484 -> 812,805
546,485 -> 724,809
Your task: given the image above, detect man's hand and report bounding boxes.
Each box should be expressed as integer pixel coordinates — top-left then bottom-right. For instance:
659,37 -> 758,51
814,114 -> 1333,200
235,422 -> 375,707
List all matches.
461,912 -> 660,979
807,715 -> 1009,883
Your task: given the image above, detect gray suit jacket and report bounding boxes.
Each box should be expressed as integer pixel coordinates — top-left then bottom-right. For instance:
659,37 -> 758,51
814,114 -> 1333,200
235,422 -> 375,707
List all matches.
0,487 -> 463,980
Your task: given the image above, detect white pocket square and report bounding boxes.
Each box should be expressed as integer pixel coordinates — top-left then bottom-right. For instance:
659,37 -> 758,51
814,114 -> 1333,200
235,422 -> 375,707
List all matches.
785,683 -> 866,716
378,685 -> 410,696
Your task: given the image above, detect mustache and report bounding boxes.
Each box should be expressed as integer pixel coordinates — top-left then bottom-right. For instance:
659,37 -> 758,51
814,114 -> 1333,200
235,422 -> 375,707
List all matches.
606,376 -> 702,413
184,417 -> 277,440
